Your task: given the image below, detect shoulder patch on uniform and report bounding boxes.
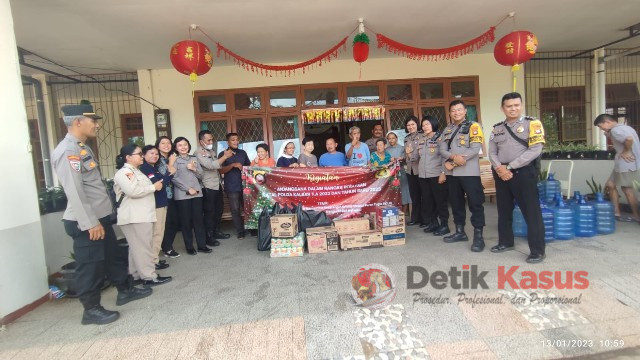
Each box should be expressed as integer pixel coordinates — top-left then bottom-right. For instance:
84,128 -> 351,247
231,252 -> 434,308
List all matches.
125,172 -> 134,180
524,116 -> 537,121
67,155 -> 81,172
493,121 -> 505,128
469,123 -> 484,143
529,120 -> 545,146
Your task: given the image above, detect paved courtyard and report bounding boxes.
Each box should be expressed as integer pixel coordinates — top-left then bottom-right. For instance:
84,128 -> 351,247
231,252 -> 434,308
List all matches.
1,203 -> 640,359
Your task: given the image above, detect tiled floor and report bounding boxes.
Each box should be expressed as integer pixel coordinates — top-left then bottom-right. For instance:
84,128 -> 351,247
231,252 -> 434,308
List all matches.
1,203 -> 640,359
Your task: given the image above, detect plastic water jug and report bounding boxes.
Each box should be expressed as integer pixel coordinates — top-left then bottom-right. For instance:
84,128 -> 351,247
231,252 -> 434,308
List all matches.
512,203 -> 527,237
568,191 -> 582,205
544,173 -> 561,203
537,181 -> 545,200
553,198 -> 574,240
574,197 -> 597,237
593,193 -> 615,235
547,191 -> 563,209
540,200 -> 555,242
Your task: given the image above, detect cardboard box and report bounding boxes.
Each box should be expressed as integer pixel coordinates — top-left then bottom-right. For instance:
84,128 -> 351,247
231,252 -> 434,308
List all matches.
306,226 -> 340,253
383,237 -> 406,247
340,230 -> 383,250
376,205 -> 399,218
270,247 -> 304,257
376,212 -> 405,228
333,218 -> 370,234
270,214 -> 298,238
380,224 -> 405,235
383,233 -> 405,240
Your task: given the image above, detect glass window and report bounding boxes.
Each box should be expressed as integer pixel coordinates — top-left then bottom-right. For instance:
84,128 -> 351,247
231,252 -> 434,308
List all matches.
201,120 -> 228,154
465,105 -> 478,122
198,95 -> 227,113
421,106 -> 447,132
346,85 -> 380,104
270,90 -> 297,108
272,115 -> 300,159
419,82 -> 444,100
388,108 -> 414,145
236,117 -> 265,161
387,84 -> 413,101
451,81 -> 475,98
234,92 -> 262,111
304,88 -> 339,106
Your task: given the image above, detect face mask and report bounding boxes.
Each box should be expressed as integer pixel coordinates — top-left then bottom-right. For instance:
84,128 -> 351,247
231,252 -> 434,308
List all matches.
205,144 -> 213,150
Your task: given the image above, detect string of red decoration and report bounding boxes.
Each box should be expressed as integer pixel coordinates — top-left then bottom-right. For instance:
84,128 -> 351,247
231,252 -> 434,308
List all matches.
376,27 -> 496,61
215,37 -> 348,77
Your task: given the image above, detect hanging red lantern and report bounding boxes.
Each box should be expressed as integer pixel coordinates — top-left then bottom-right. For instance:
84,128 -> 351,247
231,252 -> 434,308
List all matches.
494,31 -> 538,91
353,33 -> 370,79
170,40 -> 213,83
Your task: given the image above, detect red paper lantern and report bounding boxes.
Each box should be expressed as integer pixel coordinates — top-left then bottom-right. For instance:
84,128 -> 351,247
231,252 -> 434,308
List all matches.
493,31 -> 538,70
170,40 -> 213,82
353,42 -> 369,63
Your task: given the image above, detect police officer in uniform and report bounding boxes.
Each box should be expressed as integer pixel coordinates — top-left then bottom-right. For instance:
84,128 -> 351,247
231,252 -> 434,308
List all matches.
489,92 -> 546,263
52,103 -> 152,325
439,100 -> 486,252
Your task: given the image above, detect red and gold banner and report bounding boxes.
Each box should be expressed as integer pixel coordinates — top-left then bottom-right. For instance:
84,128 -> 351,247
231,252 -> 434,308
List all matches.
242,163 -> 401,229
302,105 -> 386,124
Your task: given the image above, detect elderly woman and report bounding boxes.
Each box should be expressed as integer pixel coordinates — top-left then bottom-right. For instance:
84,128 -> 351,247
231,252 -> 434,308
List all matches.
114,144 -> 172,287
172,137 -> 209,255
386,131 -> 411,216
417,116 -> 450,236
370,139 -> 393,167
277,142 -> 299,167
404,115 -> 424,226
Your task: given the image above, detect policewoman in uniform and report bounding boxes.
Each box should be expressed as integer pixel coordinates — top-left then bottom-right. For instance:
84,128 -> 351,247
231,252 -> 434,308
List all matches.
489,92 -> 546,263
439,100 -> 486,252
404,115 -> 426,226
114,144 -> 172,286
417,116 -> 450,236
52,103 -> 151,325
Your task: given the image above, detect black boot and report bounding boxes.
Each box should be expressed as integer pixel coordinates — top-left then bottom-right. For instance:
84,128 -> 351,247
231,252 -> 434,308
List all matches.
471,227 -> 485,252
433,223 -> 451,236
116,276 -> 153,306
423,220 -> 440,233
81,305 -> 120,325
443,225 -> 468,243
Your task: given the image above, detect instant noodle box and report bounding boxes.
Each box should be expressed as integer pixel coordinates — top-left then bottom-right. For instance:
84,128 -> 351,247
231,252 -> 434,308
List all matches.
340,230 -> 383,250
270,214 -> 298,238
306,226 -> 340,253
333,218 -> 371,234
270,232 -> 305,258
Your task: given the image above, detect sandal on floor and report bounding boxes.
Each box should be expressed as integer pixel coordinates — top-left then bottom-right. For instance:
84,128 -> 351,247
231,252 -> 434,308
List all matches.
615,215 -> 634,222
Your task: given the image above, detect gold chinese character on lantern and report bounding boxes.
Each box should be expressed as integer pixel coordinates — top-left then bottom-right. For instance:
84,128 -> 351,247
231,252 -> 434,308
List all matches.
184,46 -> 194,60
505,42 -> 514,54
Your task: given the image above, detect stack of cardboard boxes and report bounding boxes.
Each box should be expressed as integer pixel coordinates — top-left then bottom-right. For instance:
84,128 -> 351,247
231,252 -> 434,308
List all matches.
374,206 -> 406,246
269,205 -> 406,257
270,214 -> 303,258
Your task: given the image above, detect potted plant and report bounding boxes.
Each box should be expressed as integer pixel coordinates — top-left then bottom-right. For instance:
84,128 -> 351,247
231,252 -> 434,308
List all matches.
585,177 -> 603,201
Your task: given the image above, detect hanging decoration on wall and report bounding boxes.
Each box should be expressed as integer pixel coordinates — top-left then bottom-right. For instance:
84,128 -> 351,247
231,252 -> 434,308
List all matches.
302,105 -> 385,124
215,37 -> 348,77
376,27 -> 496,61
493,30 -> 538,91
169,40 -> 213,84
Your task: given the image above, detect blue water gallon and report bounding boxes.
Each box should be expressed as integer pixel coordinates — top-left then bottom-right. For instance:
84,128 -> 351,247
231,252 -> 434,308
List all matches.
574,196 -> 597,237
568,191 -> 582,205
537,181 -> 545,200
553,199 -> 574,240
513,203 -> 527,237
593,192 -> 615,235
544,173 -> 561,203
547,191 -> 563,209
540,200 -> 555,242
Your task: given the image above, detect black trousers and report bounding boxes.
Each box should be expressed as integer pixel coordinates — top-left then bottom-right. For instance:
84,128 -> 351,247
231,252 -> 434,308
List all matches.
419,177 -> 449,224
176,197 -> 207,250
203,187 -> 224,236
447,175 -> 485,228
493,165 -> 545,256
62,216 -> 128,309
161,198 -> 179,252
407,172 -> 423,223
227,191 -> 245,235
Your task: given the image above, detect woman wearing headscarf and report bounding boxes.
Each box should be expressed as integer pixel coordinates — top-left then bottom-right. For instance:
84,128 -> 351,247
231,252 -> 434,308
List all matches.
276,141 -> 300,167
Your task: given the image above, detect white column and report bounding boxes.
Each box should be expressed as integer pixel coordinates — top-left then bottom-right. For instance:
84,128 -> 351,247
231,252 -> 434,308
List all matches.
593,48 -> 607,150
0,0 -> 49,320
137,69 -> 158,145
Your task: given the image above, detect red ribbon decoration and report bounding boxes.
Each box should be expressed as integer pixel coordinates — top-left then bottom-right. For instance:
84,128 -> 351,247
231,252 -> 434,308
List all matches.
376,27 -> 496,61
216,37 -> 348,77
